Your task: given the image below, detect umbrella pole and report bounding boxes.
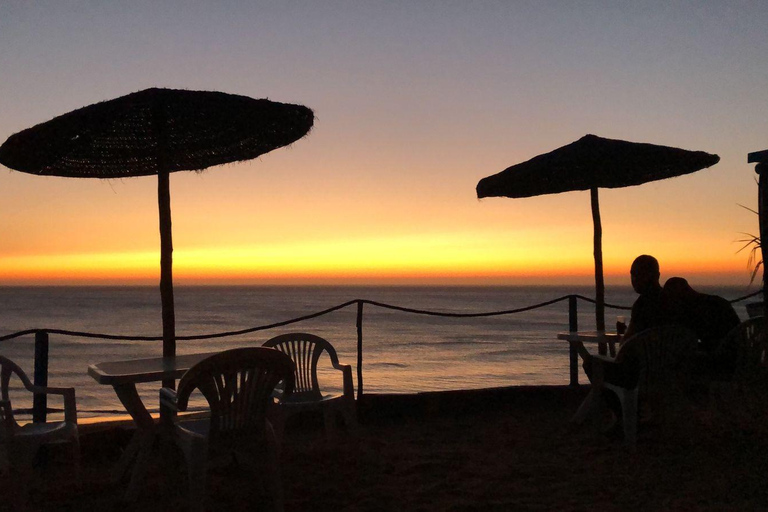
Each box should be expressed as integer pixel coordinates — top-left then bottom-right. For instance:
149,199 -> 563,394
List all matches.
757,163 -> 768,322
158,170 -> 176,389
590,187 -> 607,355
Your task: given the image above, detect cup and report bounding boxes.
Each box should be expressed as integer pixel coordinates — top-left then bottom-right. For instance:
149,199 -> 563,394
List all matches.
616,315 -> 627,335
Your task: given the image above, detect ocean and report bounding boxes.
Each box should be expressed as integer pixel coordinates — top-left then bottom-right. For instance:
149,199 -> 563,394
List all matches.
0,285 -> 757,420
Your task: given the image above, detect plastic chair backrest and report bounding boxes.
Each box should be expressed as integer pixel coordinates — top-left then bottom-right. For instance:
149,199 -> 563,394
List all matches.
175,347 -> 295,443
262,333 -> 342,400
616,325 -> 698,391
720,318 -> 766,381
0,356 -> 36,430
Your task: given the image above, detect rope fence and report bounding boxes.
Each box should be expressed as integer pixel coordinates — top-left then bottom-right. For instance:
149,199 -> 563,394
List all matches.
1,290 -> 761,422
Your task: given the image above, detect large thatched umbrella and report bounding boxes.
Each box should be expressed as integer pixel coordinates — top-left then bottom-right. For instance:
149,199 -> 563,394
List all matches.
477,134 -> 719,346
0,88 -> 314,383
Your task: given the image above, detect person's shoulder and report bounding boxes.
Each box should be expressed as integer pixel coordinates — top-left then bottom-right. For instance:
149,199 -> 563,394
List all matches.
635,289 -> 663,306
704,293 -> 735,309
703,294 -> 741,322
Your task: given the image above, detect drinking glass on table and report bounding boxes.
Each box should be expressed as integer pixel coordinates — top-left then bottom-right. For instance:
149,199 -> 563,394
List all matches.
616,315 -> 627,337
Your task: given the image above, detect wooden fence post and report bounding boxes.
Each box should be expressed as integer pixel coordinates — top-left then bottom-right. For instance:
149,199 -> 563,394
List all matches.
356,300 -> 364,399
33,330 -> 49,423
568,296 -> 579,387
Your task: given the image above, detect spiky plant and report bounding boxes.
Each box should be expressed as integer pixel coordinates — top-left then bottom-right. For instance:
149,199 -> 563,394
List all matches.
737,205 -> 763,285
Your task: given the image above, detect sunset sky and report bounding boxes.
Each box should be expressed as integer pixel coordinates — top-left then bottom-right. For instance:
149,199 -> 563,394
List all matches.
1,2 -> 767,287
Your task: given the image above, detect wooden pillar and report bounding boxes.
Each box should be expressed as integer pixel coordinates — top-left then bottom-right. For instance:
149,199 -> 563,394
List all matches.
153,96 -> 176,399
568,296 -> 579,386
356,300 -> 364,399
158,169 -> 175,369
750,150 -> 768,323
590,187 -> 607,355
33,330 -> 49,423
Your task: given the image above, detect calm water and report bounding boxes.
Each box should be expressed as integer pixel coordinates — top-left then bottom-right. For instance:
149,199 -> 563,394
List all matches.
0,285 -> 756,419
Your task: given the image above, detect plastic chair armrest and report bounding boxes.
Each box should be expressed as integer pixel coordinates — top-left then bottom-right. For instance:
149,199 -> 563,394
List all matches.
570,340 -> 592,362
0,399 -> 14,433
28,386 -> 78,423
271,387 -> 286,402
27,384 -> 71,396
61,388 -> 77,424
159,387 -> 181,413
339,364 -> 355,400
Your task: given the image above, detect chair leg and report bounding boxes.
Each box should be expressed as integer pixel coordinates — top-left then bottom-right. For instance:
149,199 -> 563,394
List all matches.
7,444 -> 36,511
8,465 -> 30,512
342,399 -> 358,430
323,407 -> 338,442
267,407 -> 287,452
570,388 -> 601,424
183,440 -> 208,512
622,390 -> 638,446
264,424 -> 284,512
71,436 -> 82,488
123,429 -> 155,501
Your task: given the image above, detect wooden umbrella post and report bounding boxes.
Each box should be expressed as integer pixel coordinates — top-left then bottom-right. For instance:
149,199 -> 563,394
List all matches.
158,169 -> 175,368
758,164 -> 768,322
749,151 -> 768,322
590,187 -> 607,355
751,151 -> 768,322
153,96 -> 176,395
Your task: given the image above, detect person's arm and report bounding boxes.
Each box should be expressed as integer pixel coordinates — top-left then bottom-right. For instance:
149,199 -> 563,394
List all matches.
622,300 -> 641,340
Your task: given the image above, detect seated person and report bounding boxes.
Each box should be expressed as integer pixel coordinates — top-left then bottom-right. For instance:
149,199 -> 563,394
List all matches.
622,255 -> 673,340
662,277 -> 740,354
582,255 -> 672,435
663,277 -> 741,378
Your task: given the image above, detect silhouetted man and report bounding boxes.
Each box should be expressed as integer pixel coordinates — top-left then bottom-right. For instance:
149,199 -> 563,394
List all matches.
582,255 -> 668,438
623,254 -> 668,340
663,277 -> 740,354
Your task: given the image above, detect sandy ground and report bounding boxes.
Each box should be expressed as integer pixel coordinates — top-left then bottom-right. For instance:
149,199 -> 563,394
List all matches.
4,384 -> 768,511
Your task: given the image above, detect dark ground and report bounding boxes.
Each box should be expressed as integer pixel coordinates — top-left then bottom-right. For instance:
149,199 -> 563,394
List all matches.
4,383 -> 768,511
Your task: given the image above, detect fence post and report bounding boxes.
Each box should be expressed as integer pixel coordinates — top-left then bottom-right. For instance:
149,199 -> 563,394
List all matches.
356,300 -> 364,399
33,330 -> 49,423
568,296 -> 579,387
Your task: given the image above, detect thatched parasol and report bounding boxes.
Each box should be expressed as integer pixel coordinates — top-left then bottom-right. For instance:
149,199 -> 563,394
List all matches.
477,134 -> 719,346
0,87 -> 314,382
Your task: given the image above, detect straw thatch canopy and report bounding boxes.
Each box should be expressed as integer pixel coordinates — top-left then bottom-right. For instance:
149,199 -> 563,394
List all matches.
476,134 -> 720,199
0,87 -> 314,178
476,134 -> 719,342
0,87 -> 314,376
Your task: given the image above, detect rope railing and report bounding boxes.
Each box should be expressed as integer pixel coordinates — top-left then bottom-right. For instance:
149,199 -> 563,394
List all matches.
1,290 -> 762,422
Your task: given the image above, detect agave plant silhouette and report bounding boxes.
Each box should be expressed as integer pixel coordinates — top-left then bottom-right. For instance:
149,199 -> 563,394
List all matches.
737,204 -> 762,285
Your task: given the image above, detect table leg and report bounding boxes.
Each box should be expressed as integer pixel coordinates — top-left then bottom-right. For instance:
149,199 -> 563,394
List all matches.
570,387 -> 600,424
112,383 -> 156,500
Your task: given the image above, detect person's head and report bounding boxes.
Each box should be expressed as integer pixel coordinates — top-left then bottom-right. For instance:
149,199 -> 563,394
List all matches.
630,255 -> 661,294
663,277 -> 696,297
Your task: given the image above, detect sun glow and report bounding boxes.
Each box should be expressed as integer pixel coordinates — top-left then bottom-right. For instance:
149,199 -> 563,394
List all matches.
0,230 -> 597,285
0,226 -> 748,286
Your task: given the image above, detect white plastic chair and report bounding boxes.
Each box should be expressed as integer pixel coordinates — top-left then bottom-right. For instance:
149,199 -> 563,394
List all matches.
262,333 -> 357,442
0,355 -> 80,502
571,325 -> 698,445
160,347 -> 295,512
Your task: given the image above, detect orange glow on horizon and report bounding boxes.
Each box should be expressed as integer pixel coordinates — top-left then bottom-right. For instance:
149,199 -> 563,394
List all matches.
0,233 -> 749,286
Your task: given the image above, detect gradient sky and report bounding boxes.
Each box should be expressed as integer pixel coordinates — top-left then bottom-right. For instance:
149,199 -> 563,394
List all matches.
1,2 -> 767,287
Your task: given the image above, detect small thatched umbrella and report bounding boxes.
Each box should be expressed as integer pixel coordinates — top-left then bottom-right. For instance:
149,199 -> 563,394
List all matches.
0,88 -> 314,384
477,134 -> 719,346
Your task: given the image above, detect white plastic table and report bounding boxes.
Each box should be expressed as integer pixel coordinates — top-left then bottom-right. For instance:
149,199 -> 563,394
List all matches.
88,352 -> 219,500
558,331 -> 621,356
